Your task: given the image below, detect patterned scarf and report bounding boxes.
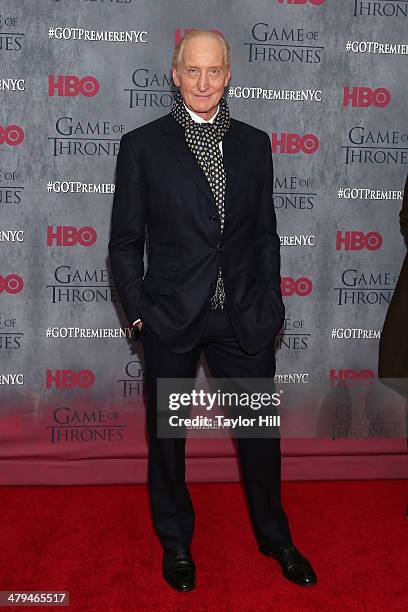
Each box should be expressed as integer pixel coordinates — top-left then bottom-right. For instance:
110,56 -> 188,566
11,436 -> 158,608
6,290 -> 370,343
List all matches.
171,90 -> 231,310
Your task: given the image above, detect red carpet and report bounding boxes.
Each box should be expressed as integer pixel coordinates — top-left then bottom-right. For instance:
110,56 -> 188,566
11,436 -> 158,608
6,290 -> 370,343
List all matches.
0,481 -> 406,611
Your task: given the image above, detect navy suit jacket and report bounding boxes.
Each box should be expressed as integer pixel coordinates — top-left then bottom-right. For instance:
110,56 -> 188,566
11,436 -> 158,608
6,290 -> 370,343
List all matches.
108,111 -> 285,354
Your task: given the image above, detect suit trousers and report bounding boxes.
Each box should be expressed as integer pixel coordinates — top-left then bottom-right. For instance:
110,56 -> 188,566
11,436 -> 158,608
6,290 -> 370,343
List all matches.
139,304 -> 292,552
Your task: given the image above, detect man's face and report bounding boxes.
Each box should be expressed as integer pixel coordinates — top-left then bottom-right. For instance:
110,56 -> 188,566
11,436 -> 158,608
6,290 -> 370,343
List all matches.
172,35 -> 231,121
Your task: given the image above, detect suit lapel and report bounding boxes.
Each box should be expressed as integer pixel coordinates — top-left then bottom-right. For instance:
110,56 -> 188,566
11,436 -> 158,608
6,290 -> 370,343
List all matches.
161,114 -> 243,215
161,115 -> 216,210
222,121 -> 243,215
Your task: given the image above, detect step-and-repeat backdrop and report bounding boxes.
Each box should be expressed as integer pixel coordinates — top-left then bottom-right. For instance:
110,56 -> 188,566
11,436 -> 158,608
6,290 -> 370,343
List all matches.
1,0 -> 407,484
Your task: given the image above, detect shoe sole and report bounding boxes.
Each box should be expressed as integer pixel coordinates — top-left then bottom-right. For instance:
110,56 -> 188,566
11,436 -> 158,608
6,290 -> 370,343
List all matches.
282,572 -> 317,587
163,571 -> 196,592
260,549 -> 317,587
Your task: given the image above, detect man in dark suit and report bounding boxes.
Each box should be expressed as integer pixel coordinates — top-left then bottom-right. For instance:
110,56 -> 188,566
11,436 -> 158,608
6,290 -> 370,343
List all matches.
108,29 -> 316,591
378,172 -> 408,396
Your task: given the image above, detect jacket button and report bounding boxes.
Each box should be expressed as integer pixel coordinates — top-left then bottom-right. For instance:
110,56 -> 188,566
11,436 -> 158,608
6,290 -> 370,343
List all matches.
209,215 -> 217,221
216,243 -> 223,252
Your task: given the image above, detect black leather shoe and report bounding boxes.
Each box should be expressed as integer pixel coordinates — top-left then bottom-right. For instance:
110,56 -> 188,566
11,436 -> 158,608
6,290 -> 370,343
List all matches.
162,548 -> 196,591
260,543 -> 317,586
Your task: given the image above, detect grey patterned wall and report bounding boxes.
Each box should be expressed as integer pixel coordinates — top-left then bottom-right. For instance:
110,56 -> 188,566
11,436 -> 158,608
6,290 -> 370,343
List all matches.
1,0 -> 407,484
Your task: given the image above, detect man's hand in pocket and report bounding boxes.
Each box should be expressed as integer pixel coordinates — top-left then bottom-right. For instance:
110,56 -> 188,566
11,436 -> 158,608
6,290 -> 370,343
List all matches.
131,320 -> 143,341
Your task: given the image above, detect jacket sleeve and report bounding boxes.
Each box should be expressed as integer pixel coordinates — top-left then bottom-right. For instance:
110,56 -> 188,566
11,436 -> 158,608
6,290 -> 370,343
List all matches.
108,132 -> 147,325
255,132 -> 285,334
399,172 -> 408,248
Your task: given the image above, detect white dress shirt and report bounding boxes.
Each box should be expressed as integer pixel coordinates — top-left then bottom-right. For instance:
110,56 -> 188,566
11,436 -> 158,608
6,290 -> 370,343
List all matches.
132,102 -> 223,327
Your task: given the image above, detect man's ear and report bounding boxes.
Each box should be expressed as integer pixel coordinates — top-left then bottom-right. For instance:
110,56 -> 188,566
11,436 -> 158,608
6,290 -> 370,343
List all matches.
172,67 -> 180,87
224,68 -> 231,87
